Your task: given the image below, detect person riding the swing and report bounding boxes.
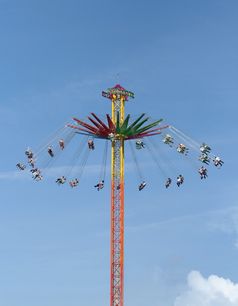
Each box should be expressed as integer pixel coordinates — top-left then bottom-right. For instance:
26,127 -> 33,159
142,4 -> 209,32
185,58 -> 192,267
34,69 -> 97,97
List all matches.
25,148 -> 33,159
59,139 -> 65,150
200,143 -> 211,154
108,133 -> 115,141
198,166 -> 208,179
33,169 -> 42,181
88,139 -> 95,150
47,146 -> 54,157
94,180 -> 104,191
28,158 -> 35,168
165,178 -> 172,188
16,163 -> 26,171
213,156 -> 224,168
69,178 -> 79,187
34,174 -> 43,181
177,144 -> 189,155
138,181 -> 147,191
177,175 -> 184,187
136,140 -> 145,149
199,153 -> 210,165
56,176 -> 66,185
163,134 -> 174,147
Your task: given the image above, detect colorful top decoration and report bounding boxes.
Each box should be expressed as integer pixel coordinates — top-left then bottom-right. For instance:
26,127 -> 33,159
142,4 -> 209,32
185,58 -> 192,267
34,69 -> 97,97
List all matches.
68,112 -> 168,140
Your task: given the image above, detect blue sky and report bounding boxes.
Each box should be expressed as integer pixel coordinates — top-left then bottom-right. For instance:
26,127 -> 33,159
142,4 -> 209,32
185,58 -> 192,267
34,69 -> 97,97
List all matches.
0,1 -> 238,305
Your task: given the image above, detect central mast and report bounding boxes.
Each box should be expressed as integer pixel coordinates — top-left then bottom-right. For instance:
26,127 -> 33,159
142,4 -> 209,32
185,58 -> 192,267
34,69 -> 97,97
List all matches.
102,84 -> 133,306
110,86 -> 125,306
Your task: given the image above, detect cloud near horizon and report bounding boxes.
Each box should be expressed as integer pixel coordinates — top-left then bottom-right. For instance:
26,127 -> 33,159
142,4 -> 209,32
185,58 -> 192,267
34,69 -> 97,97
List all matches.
174,271 -> 238,306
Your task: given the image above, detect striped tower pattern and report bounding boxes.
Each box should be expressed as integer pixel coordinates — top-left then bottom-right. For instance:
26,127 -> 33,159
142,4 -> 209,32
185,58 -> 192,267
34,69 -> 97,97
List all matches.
110,93 -> 125,306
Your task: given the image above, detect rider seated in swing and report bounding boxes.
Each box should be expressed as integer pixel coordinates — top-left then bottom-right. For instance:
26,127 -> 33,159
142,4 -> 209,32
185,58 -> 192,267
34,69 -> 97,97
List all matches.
163,134 -> 174,146
59,139 -> 65,150
108,133 -> 115,141
69,178 -> 79,187
199,153 -> 210,165
213,156 -> 224,168
34,174 -> 43,181
177,174 -> 184,187
138,181 -> 147,191
33,169 -> 43,181
88,139 -> 95,150
25,148 -> 33,159
16,163 -> 26,171
165,178 -> 172,188
136,140 -> 145,149
56,176 -> 66,185
31,168 -> 40,174
47,146 -> 54,157
200,143 -> 211,154
94,180 -> 104,191
28,157 -> 35,168
198,166 -> 208,179
177,144 -> 189,155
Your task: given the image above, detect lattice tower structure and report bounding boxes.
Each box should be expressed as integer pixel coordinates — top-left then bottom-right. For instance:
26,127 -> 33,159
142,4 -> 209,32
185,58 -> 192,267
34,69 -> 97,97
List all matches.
110,93 -> 125,306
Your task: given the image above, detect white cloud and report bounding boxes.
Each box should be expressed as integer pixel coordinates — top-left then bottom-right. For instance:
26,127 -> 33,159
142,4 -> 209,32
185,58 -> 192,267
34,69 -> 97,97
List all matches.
174,271 -> 238,306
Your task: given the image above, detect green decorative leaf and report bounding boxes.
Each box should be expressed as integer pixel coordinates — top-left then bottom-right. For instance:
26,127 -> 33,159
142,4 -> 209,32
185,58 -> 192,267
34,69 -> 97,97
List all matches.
135,119 -> 163,134
120,114 -> 130,132
132,118 -> 149,132
125,114 -> 146,135
127,114 -> 145,130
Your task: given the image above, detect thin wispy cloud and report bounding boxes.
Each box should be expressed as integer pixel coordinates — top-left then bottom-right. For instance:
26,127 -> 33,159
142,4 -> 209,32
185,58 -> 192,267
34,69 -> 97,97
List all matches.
208,206 -> 238,249
126,206 -> 238,234
0,170 -> 30,180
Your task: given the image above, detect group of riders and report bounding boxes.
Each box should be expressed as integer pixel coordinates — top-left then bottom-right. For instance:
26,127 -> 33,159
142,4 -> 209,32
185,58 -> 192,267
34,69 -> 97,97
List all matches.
55,175 -> 104,190
163,134 -> 224,168
16,135 -> 224,191
55,176 -> 104,190
137,166 -> 208,191
17,148 -> 43,181
135,136 -> 223,190
138,175 -> 182,191
16,138 -> 105,190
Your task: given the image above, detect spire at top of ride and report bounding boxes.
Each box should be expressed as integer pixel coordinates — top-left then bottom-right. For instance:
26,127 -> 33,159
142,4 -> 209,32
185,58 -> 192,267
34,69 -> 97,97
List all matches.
68,85 -> 167,140
102,84 -> 135,100
113,84 -> 126,90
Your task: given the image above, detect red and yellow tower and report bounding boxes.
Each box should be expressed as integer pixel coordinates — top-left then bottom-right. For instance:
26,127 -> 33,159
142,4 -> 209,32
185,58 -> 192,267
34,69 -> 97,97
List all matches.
70,84 -> 164,306
110,86 -> 126,306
